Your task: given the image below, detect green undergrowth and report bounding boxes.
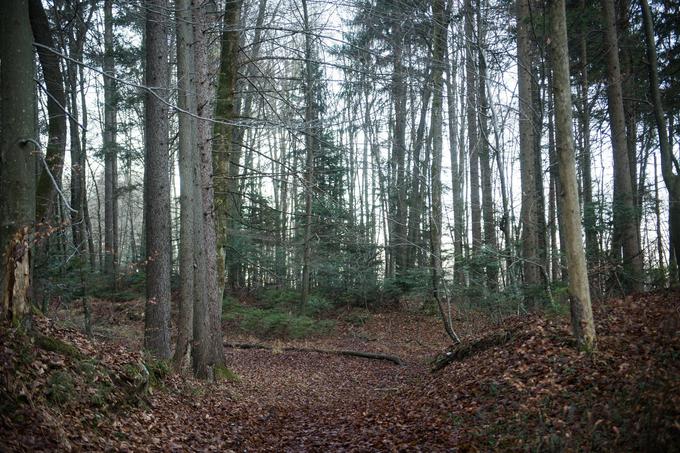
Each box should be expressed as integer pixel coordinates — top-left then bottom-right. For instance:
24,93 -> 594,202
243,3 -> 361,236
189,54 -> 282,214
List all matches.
222,293 -> 335,339
214,363 -> 241,383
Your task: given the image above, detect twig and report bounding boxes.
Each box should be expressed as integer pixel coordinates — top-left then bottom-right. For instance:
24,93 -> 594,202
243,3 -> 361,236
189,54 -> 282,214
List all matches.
22,138 -> 77,213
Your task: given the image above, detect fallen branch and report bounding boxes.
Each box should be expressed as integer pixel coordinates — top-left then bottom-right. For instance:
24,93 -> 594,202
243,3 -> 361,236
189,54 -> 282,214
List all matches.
225,342 -> 404,366
431,329 -> 527,372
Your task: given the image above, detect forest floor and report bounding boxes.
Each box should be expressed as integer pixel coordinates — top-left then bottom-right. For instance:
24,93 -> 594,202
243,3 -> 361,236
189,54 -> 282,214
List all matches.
1,289 -> 679,452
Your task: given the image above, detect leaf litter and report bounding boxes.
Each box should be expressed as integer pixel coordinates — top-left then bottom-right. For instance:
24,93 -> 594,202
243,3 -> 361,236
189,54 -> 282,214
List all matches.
1,290 -> 678,451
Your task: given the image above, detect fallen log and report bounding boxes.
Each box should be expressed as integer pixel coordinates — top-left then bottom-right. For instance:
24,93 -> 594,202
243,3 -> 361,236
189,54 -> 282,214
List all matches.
225,342 -> 404,366
431,329 -> 528,372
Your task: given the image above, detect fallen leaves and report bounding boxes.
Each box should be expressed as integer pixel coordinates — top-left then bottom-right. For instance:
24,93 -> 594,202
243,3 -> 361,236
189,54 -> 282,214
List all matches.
1,290 -> 679,451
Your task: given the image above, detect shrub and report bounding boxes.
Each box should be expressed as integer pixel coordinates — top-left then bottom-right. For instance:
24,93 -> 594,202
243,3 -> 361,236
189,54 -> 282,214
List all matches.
46,371 -> 75,405
225,302 -> 334,339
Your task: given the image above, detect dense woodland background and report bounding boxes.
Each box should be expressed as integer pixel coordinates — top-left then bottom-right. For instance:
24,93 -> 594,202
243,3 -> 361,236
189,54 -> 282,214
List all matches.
1,0 -> 680,374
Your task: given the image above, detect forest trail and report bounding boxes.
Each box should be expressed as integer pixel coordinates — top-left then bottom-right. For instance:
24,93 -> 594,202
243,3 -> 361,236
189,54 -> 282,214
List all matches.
2,291 -> 679,451
119,311 -> 459,451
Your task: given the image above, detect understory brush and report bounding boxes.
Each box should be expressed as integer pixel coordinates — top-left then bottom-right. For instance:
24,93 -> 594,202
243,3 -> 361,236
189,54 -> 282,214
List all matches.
222,292 -> 335,339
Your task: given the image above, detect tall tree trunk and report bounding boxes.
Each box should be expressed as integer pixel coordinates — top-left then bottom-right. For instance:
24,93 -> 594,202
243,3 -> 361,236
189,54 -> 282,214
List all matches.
29,0 -> 67,225
549,0 -> 596,351
640,0 -> 680,284
103,0 -> 118,280
143,0 -> 172,359
465,0 -> 481,256
66,20 -> 87,254
193,0 -> 226,378
446,32 -> 465,285
430,0 -> 457,343
517,0 -> 542,303
214,0 -> 244,298
601,0 -> 644,292
477,1 -> 497,290
29,0 -> 68,311
406,69 -> 432,269
174,0 -> 196,371
390,21 -> 408,279
0,0 -> 35,325
578,0 -> 598,268
301,0 -> 316,305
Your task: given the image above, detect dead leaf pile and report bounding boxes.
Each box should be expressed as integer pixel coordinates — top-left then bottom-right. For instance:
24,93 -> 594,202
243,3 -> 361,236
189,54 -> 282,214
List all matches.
1,290 -> 678,451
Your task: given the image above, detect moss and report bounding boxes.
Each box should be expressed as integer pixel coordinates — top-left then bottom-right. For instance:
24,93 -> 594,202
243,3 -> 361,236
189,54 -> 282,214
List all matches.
213,363 -> 240,383
46,371 -> 75,405
35,335 -> 83,359
145,358 -> 170,388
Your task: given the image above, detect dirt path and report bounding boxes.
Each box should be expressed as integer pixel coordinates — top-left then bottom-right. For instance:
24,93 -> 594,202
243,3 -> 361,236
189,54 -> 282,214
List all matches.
105,313 -> 459,451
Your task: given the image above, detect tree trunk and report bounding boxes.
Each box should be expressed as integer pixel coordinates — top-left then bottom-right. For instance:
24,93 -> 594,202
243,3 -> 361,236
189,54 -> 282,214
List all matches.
103,0 -> 118,280
173,0 -> 196,371
578,0 -> 598,268
477,1 -> 497,290
143,0 -> 172,359
549,0 -> 596,351
640,0 -> 680,284
390,22 -> 408,279
517,0 -> 542,303
300,0 -> 316,305
446,31 -> 465,285
28,0 -> 68,311
601,0 -> 644,292
193,0 -> 226,378
0,0 -> 35,325
430,0 -> 457,343
465,0 -> 481,257
213,0 -> 243,299
29,0 -> 67,225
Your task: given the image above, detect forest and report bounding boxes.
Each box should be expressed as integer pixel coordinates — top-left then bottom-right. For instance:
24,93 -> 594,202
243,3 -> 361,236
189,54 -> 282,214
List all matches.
0,0 -> 679,450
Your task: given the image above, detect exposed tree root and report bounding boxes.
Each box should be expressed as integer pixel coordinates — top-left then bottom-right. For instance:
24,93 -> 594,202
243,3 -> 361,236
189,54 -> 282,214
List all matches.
431,329 -> 527,372
225,342 -> 404,366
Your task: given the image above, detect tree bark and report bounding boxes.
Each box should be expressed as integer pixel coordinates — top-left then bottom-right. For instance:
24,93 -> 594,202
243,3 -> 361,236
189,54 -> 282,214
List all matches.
174,0 -> 196,371
549,0 -> 596,350
640,0 -> 680,283
0,0 -> 35,325
29,0 -> 67,225
578,0 -> 598,269
517,0 -> 542,302
477,1 -> 497,290
601,0 -> 644,292
465,0 -> 481,256
301,0 -> 317,305
103,0 -> 118,279
143,0 -> 172,359
193,0 -> 226,378
213,0 -> 244,299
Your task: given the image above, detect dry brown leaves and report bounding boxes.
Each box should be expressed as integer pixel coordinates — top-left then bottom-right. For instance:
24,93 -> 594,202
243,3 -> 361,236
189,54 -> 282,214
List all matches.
2,290 -> 679,451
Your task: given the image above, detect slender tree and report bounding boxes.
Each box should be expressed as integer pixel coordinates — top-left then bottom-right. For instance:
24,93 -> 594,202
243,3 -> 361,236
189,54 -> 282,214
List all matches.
549,0 -> 596,350
301,0 -> 317,306
174,0 -> 197,370
517,0 -> 542,303
640,0 -> 680,282
103,0 -> 119,278
601,0 -> 644,292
